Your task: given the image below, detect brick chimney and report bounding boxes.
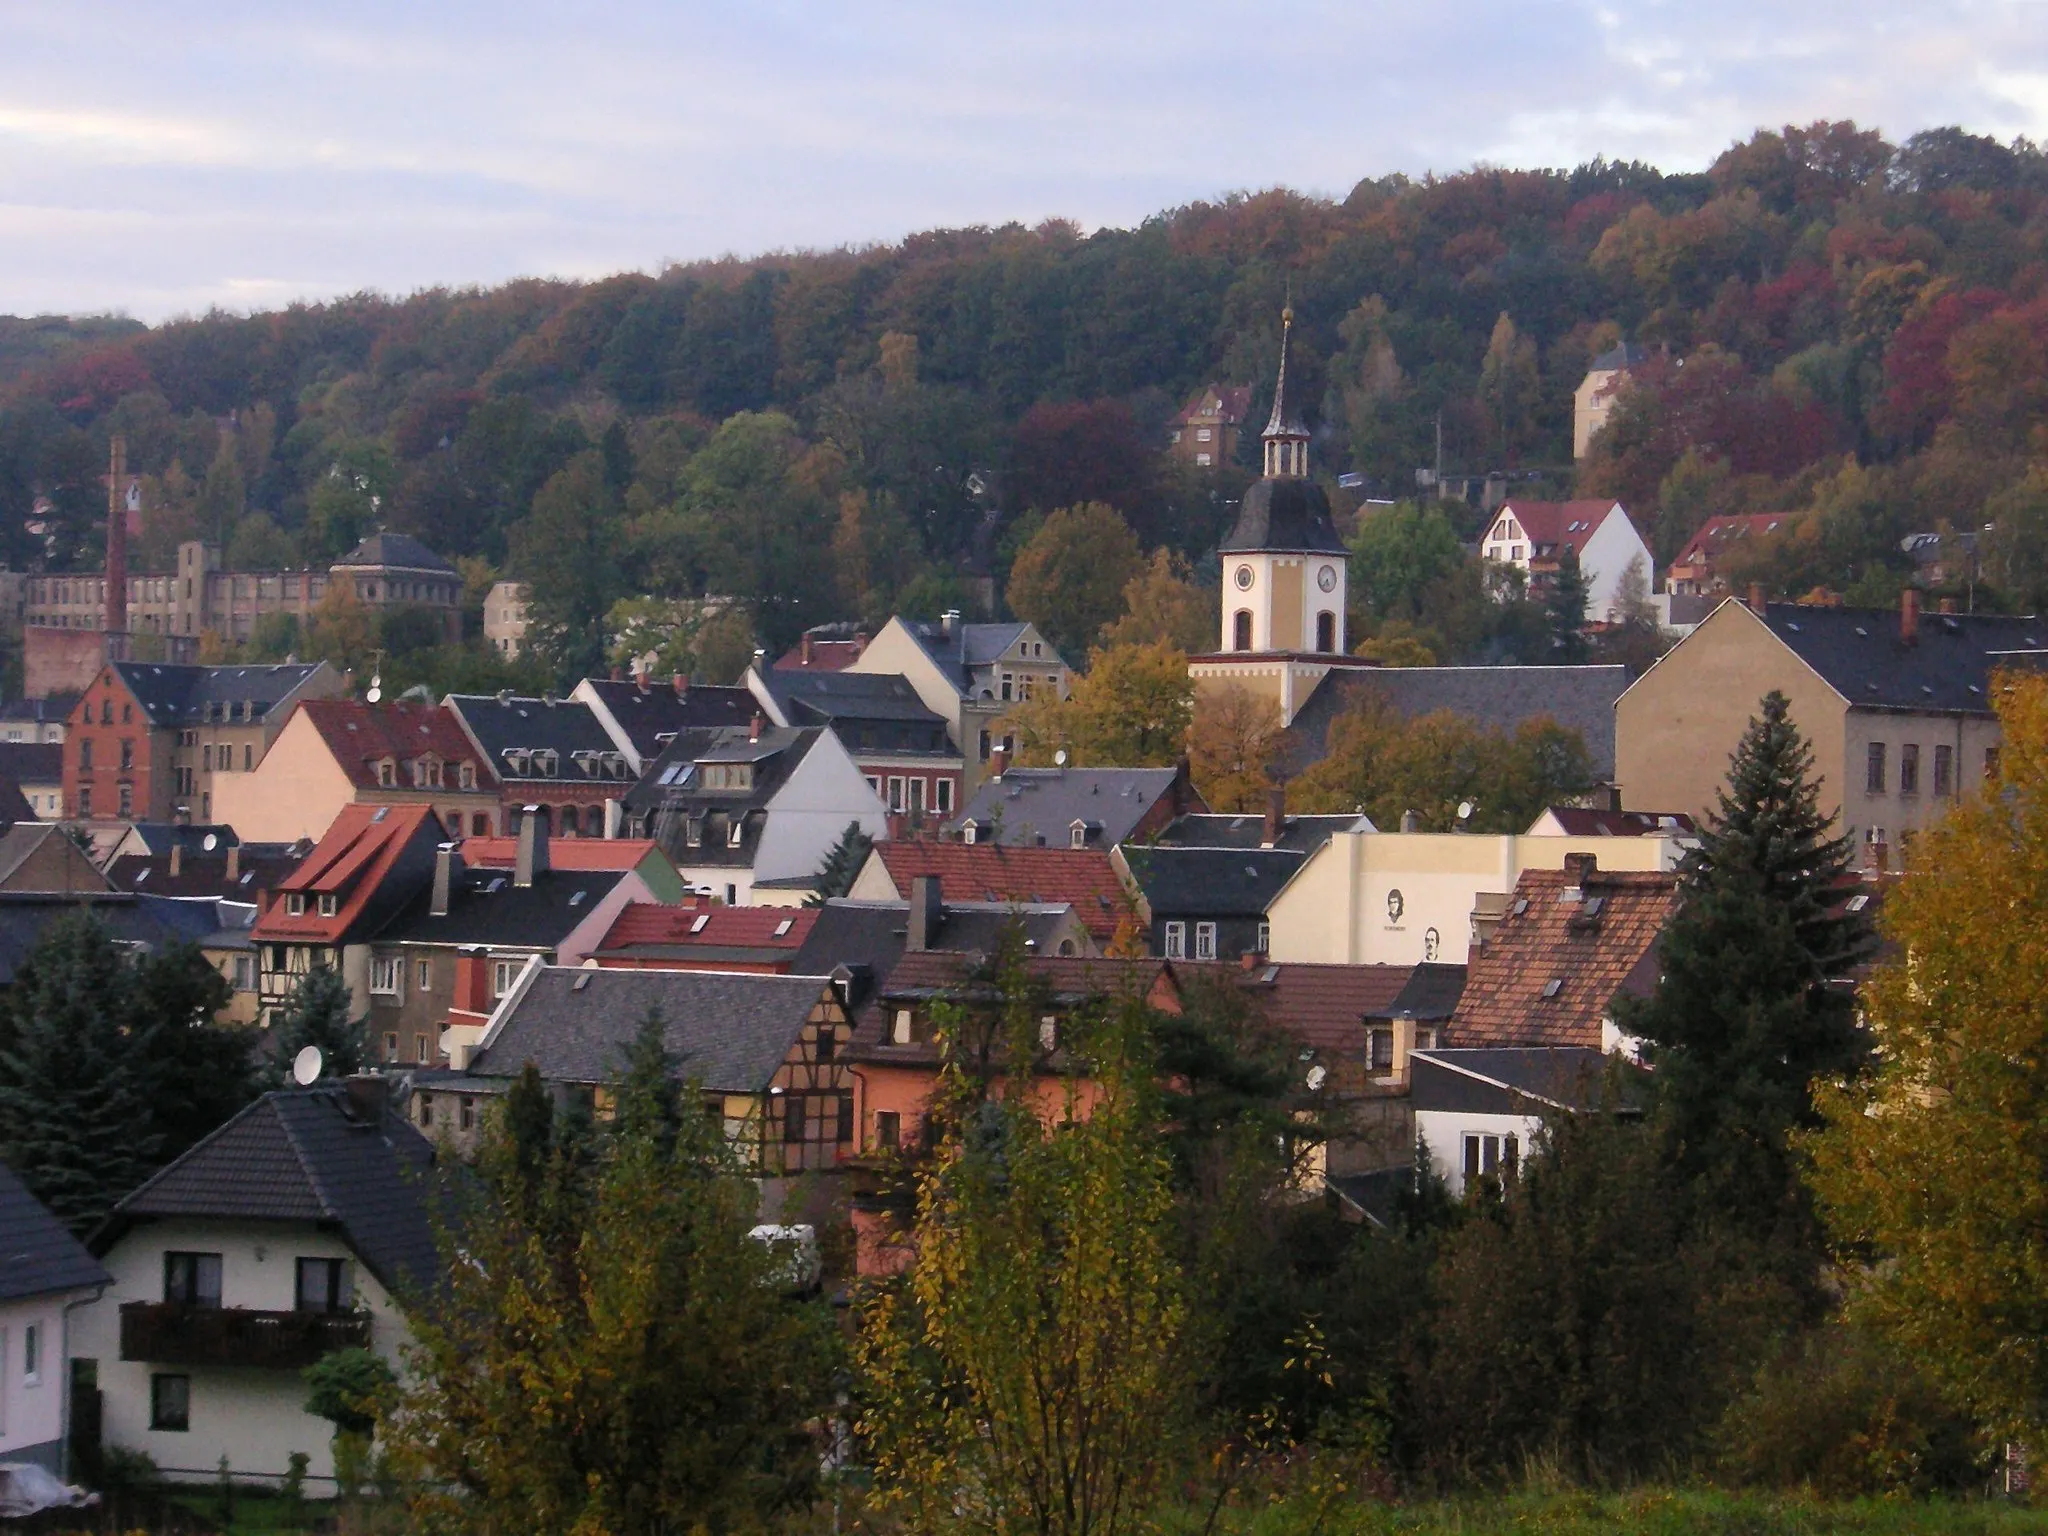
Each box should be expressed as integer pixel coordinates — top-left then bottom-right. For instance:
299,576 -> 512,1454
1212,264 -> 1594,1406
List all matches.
1938,596 -> 1956,615
1901,587 -> 1920,646
515,807 -> 549,888
853,628 -> 869,658
168,842 -> 182,878
800,634 -> 813,667
907,874 -> 942,952
105,436 -> 128,645
1562,851 -> 1597,899
988,746 -> 1009,780
1747,582 -> 1765,615
750,712 -> 765,742
225,844 -> 240,882
1262,785 -> 1286,848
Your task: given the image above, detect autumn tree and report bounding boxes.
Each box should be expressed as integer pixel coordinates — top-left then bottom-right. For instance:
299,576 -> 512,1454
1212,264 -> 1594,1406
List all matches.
1004,640 -> 1192,768
1005,502 -> 1146,661
511,447 -> 626,682
1100,547 -> 1213,653
1806,672 -> 2048,1445
307,575 -> 376,675
1476,311 -> 1540,465
1187,684 -> 1283,812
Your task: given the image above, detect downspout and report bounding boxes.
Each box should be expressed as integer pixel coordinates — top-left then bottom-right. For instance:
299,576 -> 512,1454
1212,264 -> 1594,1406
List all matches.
59,1283 -> 109,1482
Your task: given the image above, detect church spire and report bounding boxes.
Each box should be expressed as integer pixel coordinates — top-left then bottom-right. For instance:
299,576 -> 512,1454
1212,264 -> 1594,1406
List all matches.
1262,304 -> 1309,479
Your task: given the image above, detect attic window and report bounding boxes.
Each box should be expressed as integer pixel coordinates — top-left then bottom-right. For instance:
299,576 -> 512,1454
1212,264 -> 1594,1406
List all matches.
727,817 -> 745,848
286,892 -> 307,916
1582,895 -> 1607,918
1854,626 -> 1868,638
1846,893 -> 1871,913
1512,898 -> 1530,916
317,893 -> 339,918
1541,977 -> 1563,999
773,918 -> 793,937
690,914 -> 710,934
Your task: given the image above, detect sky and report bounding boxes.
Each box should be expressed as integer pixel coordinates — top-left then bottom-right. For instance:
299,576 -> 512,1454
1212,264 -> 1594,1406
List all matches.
2,2 -> 2045,322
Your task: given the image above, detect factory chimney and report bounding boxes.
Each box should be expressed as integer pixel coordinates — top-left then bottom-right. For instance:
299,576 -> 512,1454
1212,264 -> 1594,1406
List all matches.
104,436 -> 128,656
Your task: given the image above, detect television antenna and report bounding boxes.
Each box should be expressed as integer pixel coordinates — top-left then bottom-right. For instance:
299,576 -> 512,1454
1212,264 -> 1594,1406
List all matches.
291,1045 -> 323,1086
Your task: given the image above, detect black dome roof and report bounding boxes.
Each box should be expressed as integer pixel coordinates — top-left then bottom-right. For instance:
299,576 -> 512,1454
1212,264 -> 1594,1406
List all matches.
1220,477 -> 1345,554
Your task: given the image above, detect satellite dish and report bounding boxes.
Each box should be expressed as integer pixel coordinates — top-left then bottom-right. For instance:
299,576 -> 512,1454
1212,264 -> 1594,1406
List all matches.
1456,800 -> 1475,822
1305,1064 -> 1328,1092
365,672 -> 383,705
291,1045 -> 323,1087
201,833 -> 218,852
1054,748 -> 1068,767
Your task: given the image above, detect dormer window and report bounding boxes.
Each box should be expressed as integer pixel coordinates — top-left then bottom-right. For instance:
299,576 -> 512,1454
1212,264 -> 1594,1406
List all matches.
685,816 -> 702,847
285,892 -> 307,917
317,893 -> 339,917
534,750 -> 558,777
501,748 -> 530,776
459,762 -> 475,789
727,815 -> 745,848
378,758 -> 396,787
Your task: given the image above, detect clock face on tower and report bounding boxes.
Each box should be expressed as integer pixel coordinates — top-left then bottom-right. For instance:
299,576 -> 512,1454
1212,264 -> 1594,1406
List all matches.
1317,565 -> 1337,592
1234,565 -> 1255,590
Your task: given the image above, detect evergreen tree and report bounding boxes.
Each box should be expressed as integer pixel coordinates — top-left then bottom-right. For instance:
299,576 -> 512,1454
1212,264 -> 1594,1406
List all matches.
1616,691 -> 1873,1221
0,912 -> 162,1232
267,965 -> 369,1086
805,821 -> 872,905
1544,549 -> 1591,662
132,941 -> 257,1160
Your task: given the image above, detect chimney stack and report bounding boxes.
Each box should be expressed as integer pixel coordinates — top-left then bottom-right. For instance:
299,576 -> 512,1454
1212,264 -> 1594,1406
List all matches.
906,874 -> 942,953
431,843 -> 462,917
1901,587 -> 1920,646
514,807 -> 549,888
1938,596 -> 1956,615
750,712 -> 765,742
225,844 -> 240,882
1562,851 -> 1597,899
1399,809 -> 1421,833
941,609 -> 960,637
343,1072 -> 387,1125
1262,785 -> 1286,848
801,634 -> 813,666
105,435 -> 128,646
673,672 -> 688,697
988,747 -> 1009,780
1747,582 -> 1765,615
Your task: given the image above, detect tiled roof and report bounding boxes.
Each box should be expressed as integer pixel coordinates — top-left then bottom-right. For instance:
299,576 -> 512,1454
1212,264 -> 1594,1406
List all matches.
297,699 -> 491,792
1282,665 -> 1629,780
1535,807 -> 1697,837
956,766 -> 1194,848
1493,499 -> 1633,559
111,662 -> 327,728
109,848 -> 299,901
1750,600 -> 2047,716
1174,384 -> 1253,427
0,1161 -> 108,1299
256,803 -> 441,945
1236,961 -> 1414,1056
1448,865 -> 1678,1049
1150,812 -> 1364,854
896,619 -> 1038,693
0,694 -> 77,727
593,901 -> 817,960
332,532 -> 455,573
1674,513 -> 1796,567
109,1087 -> 440,1293
577,679 -> 755,760
869,843 -> 1135,942
790,900 -> 1085,1000
374,867 -> 625,950
458,836 -> 658,871
1121,845 -> 1304,919
468,967 -> 828,1092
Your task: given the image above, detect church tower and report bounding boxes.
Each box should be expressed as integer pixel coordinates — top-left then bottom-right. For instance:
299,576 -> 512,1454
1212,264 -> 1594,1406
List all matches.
1189,307 -> 1371,727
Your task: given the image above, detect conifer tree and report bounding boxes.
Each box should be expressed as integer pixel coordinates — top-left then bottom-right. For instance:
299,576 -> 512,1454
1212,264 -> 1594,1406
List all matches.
267,965 -> 368,1085
806,820 -> 872,904
1544,549 -> 1591,662
1617,690 -> 1872,1219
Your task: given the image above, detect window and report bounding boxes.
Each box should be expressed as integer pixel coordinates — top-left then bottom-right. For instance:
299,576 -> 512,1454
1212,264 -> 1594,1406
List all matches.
887,776 -> 905,812
815,1027 -> 836,1064
1194,922 -> 1217,960
783,1096 -> 807,1144
1196,427 -> 1212,442
1000,672 -> 1013,702
119,738 -> 133,770
1987,746 -> 2003,781
317,893 -> 339,918
286,892 -> 307,917
1038,1016 -> 1059,1052
201,744 -> 212,771
119,784 -> 132,817
78,739 -> 92,771
415,1034 -> 429,1063
379,759 -> 395,787
1257,921 -> 1270,955
416,959 -> 432,990
1233,610 -> 1252,651
492,959 -> 521,996
459,1096 -> 476,1130
295,1258 -> 352,1314
1367,1027 -> 1393,1072
836,1093 -> 855,1143
383,1032 -> 398,1060
76,787 -> 89,817
1461,1133 -> 1518,1183
418,1092 -> 434,1128
1866,742 -> 1888,794
1900,743 -> 1920,795
244,744 -> 253,772
163,1252 -> 222,1308
936,778 -> 954,814
1163,921 -> 1186,959
459,762 -> 475,789
1934,744 -> 1954,796
370,957 -> 403,996
727,815 -> 745,848
891,1008 -> 919,1045
685,816 -> 702,847
231,955 -> 254,991
1315,612 -> 1336,653
150,1373 -> 190,1431
23,1322 -> 40,1385
876,1110 -> 901,1150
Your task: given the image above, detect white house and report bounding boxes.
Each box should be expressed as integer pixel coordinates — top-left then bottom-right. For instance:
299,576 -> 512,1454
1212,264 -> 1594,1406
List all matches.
1410,1047 -> 1631,1197
75,1084 -> 438,1491
0,1165 -> 109,1475
1480,499 -> 1654,622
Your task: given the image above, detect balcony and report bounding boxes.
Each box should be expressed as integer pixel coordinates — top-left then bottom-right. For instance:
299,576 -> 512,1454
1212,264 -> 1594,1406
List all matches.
119,1302 -> 370,1370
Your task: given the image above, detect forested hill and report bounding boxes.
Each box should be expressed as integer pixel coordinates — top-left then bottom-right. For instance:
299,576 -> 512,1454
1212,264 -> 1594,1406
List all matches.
3,120 -> 2047,670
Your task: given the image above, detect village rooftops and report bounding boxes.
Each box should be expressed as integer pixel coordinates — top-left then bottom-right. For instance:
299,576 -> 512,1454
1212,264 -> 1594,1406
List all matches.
443,694 -> 625,784
1233,960 -> 1416,1058
857,842 -> 1135,944
253,803 -> 441,946
374,865 -> 627,950
592,901 -> 820,968
0,891 -> 240,983
953,763 -> 1200,849
790,897 -> 1090,995
896,618 -> 1050,695
109,662 -> 328,728
573,677 -> 755,764
1120,844 -> 1306,920
1745,599 -> 2048,715
1150,810 -> 1367,854
332,532 -> 457,573
293,699 -> 492,792
1410,1046 -> 1637,1115
108,844 -> 301,901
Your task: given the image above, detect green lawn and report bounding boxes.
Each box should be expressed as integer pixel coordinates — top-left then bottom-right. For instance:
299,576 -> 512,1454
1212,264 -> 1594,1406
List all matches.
1229,1489 -> 2047,1536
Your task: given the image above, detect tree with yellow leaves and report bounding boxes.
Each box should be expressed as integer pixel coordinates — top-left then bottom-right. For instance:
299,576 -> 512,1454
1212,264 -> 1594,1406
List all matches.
1187,683 -> 1283,812
1004,639 -> 1193,768
1807,671 -> 2048,1445
1100,548 -> 1213,654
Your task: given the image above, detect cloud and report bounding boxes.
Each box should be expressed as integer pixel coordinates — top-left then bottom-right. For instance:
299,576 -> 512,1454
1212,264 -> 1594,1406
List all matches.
1,1 -> 2043,320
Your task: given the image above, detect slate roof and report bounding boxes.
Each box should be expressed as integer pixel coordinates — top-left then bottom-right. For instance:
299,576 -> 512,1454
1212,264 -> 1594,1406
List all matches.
443,694 -> 623,783
1411,1046 -> 1626,1112
0,694 -> 77,731
578,679 -> 755,761
1448,866 -> 1678,1049
1365,962 -> 1468,1022
296,700 -> 491,791
0,777 -> 36,825
896,619 -> 1041,694
0,1161 -> 108,1300
111,662 -> 327,728
753,670 -> 953,756
333,532 -> 456,573
955,766 -> 1195,848
0,743 -> 61,783
790,899 -> 1085,997
1589,342 -> 1647,373
1281,665 -> 1629,780
623,726 -> 824,867
114,823 -> 245,857
1534,807 -> 1697,838
1220,478 -> 1345,554
374,866 -> 625,950
592,901 -> 817,965
1122,845 -> 1305,918
866,843 -> 1135,943
1749,600 -> 2048,716
1235,961 -> 1414,1057
468,967 -> 829,1092
0,892 -> 230,984
1149,811 -> 1365,854
107,1087 -> 440,1294
109,847 -> 300,901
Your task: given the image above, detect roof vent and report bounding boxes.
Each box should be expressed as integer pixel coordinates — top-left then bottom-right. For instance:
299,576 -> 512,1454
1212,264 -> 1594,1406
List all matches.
572,971 -> 593,991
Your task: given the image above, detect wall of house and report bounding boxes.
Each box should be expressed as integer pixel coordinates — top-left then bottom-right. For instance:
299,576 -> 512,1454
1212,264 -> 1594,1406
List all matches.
210,710 -> 358,843
753,735 -> 889,887
73,1216 -> 407,1490
1615,602 -> 1849,824
0,1289 -> 96,1472
1415,1107 -> 1542,1199
1840,707 -> 2003,850
1579,512 -> 1652,621
846,624 -> 963,738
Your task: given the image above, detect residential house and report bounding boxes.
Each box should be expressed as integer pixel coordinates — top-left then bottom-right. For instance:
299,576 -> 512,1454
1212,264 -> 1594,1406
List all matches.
250,804 -> 443,1023
620,722 -> 888,906
213,698 -> 501,844
591,902 -> 821,972
1168,383 -> 1252,468
1411,1047 -> 1634,1196
951,761 -> 1204,849
463,966 -> 857,1205
443,692 -> 632,839
747,664 -> 964,824
64,661 -> 342,823
1480,499 -> 1655,619
482,579 -> 529,657
844,614 -> 1071,793
848,842 -> 1135,948
1362,961 -> 1467,1083
1900,528 -> 1982,590
108,843 -> 307,905
0,743 -> 63,818
0,822 -> 112,894
775,623 -> 871,673
0,1163 -> 109,1475
0,893 -> 246,992
100,821 -> 244,863
1572,341 -> 1644,460
1117,844 -> 1300,962
1264,825 -> 1685,969
1148,804 -> 1367,854
364,826 -> 654,1069
1278,664 -> 1631,784
1666,512 -> 1798,597
458,833 -> 689,902
1444,854 -> 1678,1055
1615,593 -> 2036,845
0,694 -> 76,744
77,1083 -> 438,1491
572,675 -> 755,772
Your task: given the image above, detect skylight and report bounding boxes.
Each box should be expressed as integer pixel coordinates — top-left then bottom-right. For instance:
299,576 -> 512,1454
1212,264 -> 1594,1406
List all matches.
774,918 -> 794,937
690,914 -> 710,934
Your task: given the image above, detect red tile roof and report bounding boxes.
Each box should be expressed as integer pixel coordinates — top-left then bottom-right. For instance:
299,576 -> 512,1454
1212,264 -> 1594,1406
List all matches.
870,843 -> 1137,943
254,803 -> 440,945
1675,513 -> 1798,568
1237,962 -> 1415,1058
594,901 -> 818,954
1449,864 -> 1678,1049
773,640 -> 864,672
461,836 -> 660,871
297,699 -> 491,792
1494,499 -> 1635,560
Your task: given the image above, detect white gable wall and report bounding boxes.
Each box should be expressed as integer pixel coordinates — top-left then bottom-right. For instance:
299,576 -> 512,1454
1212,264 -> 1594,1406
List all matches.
1579,508 -> 1654,620
754,733 -> 888,887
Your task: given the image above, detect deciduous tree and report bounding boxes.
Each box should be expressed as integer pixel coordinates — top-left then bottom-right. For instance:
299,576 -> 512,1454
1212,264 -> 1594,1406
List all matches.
1005,502 -> 1145,661
1187,683 -> 1283,812
1005,640 -> 1192,768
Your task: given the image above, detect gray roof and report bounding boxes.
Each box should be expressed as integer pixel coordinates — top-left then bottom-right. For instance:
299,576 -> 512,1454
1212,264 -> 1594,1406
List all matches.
1282,665 -> 1629,780
755,669 -> 952,756
790,897 -> 1080,989
1121,845 -> 1304,919
468,967 -> 829,1093
374,867 -> 625,949
623,725 -> 823,867
0,742 -> 60,782
1590,342 -> 1648,372
578,679 -> 754,759
1365,962 -> 1468,1022
108,1088 -> 440,1294
445,694 -> 621,780
1150,811 -> 1363,854
899,619 -> 1038,693
0,779 -> 33,826
333,532 -> 456,573
0,892 -> 230,985
0,695 -> 77,727
1220,478 -> 1345,555
0,1161 -> 108,1299
1751,601 -> 2045,716
954,766 -> 1184,848
1410,1046 -> 1634,1114
112,662 -> 326,728
109,848 -> 299,901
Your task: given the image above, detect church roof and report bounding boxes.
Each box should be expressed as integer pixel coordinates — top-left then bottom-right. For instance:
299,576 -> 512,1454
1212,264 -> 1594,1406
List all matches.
1220,478 -> 1346,554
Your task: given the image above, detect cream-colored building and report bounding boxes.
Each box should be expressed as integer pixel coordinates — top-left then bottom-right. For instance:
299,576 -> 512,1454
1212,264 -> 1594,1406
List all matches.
1615,594 -> 2020,850
483,580 -> 530,658
1265,828 -> 1685,968
1573,342 -> 1644,460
